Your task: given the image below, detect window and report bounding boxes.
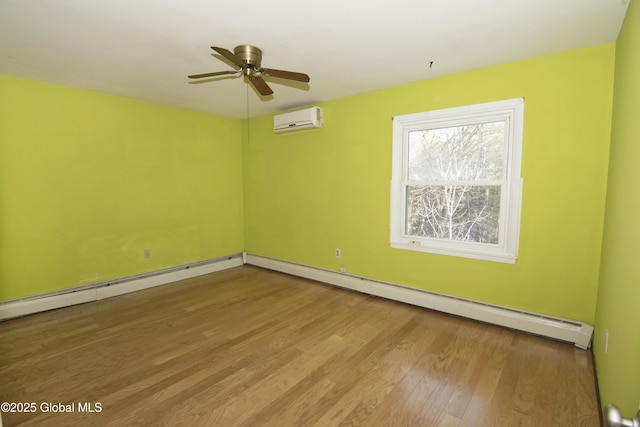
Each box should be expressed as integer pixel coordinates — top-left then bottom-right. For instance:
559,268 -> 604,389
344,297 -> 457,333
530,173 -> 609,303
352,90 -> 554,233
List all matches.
390,98 -> 524,263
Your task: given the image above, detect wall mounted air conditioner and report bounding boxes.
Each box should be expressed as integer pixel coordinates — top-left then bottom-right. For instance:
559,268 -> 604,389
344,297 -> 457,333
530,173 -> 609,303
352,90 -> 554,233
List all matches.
273,106 -> 323,133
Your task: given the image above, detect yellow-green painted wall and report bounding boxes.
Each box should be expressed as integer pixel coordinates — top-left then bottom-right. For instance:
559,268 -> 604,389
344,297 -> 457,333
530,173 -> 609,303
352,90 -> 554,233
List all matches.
0,75 -> 244,302
594,0 -> 640,415
243,44 -> 615,324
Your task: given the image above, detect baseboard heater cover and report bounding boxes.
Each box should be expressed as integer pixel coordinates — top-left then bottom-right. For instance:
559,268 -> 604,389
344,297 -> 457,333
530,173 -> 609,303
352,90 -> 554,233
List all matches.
0,254 -> 244,321
244,253 -> 594,349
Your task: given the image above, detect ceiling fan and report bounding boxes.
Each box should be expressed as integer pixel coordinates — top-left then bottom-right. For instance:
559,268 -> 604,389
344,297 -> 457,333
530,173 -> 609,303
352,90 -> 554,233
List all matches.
188,45 -> 310,96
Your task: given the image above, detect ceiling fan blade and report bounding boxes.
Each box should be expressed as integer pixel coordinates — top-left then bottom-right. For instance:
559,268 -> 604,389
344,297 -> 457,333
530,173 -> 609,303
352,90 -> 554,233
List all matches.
211,46 -> 244,68
261,68 -> 310,83
188,70 -> 239,79
249,75 -> 274,96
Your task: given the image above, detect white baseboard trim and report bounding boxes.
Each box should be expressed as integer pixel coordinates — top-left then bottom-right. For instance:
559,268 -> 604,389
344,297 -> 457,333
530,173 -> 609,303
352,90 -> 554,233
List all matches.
0,254 -> 243,321
245,253 -> 594,349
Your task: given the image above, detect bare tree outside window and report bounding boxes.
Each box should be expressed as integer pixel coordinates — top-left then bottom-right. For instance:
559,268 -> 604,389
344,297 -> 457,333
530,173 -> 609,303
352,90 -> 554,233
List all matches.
405,122 -> 506,244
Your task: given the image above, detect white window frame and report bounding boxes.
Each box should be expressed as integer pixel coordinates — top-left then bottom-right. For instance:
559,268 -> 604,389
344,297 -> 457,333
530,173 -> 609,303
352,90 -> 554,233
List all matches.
390,98 -> 524,264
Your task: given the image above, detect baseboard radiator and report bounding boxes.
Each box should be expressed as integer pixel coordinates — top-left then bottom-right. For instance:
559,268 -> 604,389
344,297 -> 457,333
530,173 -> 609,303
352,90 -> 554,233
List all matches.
245,253 -> 594,349
1,252 -> 594,349
0,254 -> 244,321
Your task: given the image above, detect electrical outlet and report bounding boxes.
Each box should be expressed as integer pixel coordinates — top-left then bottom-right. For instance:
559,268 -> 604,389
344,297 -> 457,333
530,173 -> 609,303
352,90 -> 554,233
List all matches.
335,248 -> 341,258
604,328 -> 609,354
144,248 -> 151,258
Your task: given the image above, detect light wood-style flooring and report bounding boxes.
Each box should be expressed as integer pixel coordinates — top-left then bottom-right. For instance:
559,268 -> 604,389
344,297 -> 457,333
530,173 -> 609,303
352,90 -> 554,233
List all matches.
0,266 -> 600,426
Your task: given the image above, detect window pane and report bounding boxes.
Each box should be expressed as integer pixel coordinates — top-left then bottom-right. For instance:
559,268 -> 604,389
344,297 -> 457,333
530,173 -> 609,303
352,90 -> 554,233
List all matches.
406,185 -> 501,244
408,122 -> 505,181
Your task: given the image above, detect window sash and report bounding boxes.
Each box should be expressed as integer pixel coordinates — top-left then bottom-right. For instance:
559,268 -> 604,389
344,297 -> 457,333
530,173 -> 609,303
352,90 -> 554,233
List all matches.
406,120 -> 508,182
402,183 -> 505,244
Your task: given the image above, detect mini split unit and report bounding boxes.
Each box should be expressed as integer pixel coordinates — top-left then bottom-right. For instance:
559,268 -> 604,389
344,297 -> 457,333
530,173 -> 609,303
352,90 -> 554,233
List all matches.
273,106 -> 324,133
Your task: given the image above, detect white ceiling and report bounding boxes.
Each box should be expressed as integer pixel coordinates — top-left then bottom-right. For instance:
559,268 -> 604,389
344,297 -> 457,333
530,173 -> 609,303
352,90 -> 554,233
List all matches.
0,0 -> 629,119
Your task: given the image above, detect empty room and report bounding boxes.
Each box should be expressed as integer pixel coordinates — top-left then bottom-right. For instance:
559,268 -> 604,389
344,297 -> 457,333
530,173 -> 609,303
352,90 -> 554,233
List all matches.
1,1 -> 639,426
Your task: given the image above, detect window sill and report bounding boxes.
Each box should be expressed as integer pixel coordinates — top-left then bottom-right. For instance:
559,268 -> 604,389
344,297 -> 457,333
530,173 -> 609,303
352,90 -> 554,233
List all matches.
390,241 -> 517,264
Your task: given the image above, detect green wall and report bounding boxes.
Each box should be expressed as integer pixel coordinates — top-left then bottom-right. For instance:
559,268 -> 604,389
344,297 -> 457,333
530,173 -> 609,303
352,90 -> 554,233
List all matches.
594,0 -> 640,415
0,75 -> 244,302
244,44 -> 615,324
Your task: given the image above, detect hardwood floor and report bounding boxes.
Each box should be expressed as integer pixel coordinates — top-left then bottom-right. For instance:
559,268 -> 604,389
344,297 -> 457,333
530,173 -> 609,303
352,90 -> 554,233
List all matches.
0,266 -> 600,426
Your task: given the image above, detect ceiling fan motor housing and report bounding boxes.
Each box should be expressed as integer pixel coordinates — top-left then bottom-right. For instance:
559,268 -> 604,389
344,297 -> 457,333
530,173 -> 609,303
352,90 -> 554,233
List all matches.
234,45 -> 263,71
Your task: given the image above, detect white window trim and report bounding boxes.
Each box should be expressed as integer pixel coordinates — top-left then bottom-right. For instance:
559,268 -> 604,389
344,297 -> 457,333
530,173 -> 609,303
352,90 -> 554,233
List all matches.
390,98 -> 524,264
